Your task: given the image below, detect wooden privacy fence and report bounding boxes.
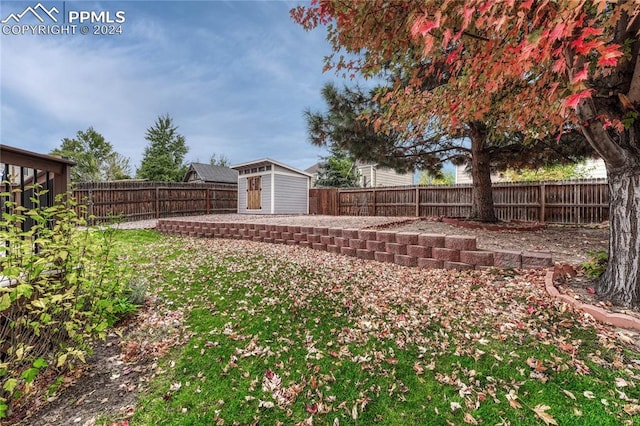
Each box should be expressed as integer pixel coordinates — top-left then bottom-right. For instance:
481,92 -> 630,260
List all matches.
73,181 -> 237,223
310,179 -> 609,224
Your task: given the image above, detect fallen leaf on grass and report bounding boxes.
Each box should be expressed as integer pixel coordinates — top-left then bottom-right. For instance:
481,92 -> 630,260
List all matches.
562,389 -> 576,400
506,391 -> 521,409
615,377 -> 629,388
624,404 -> 640,415
533,404 -> 558,425
463,412 -> 478,425
583,390 -> 596,399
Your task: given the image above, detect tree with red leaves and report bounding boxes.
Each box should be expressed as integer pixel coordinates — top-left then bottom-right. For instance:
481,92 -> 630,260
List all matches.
292,1 -> 640,306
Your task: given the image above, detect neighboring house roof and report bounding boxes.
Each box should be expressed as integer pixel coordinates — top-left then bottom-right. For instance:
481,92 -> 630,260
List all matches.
305,162 -> 322,175
231,158 -> 313,177
183,162 -> 238,184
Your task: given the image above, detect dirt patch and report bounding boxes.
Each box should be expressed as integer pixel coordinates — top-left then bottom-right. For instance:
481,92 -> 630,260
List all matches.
7,298 -> 190,426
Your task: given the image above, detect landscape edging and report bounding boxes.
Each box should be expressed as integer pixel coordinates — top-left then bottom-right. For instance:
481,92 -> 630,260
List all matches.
544,269 -> 640,331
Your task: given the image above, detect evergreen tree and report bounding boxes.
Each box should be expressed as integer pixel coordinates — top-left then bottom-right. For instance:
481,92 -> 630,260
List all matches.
137,114 -> 189,182
315,147 -> 360,188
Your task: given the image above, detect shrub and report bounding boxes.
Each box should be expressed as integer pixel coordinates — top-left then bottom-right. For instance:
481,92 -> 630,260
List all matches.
0,186 -> 138,418
582,250 -> 608,278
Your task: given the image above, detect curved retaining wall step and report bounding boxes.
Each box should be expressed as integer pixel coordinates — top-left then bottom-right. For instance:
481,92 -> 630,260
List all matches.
156,218 -> 553,272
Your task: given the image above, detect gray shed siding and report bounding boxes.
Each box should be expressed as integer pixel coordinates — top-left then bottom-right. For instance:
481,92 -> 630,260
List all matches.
273,174 -> 308,214
238,174 -> 272,214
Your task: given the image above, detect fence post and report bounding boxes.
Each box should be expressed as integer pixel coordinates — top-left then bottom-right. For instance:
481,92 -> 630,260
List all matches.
155,186 -> 160,219
372,188 -> 377,216
207,188 -> 211,215
415,186 -> 420,217
539,183 -> 546,223
88,188 -> 95,225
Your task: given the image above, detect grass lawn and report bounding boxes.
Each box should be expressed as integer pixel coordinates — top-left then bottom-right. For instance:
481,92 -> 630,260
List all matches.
113,230 -> 640,425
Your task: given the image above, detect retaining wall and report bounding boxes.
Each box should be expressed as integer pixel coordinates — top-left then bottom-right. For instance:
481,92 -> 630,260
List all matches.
156,219 -> 553,270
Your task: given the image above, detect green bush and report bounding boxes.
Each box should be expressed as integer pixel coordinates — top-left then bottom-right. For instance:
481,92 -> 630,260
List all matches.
0,186 -> 138,418
582,250 -> 608,278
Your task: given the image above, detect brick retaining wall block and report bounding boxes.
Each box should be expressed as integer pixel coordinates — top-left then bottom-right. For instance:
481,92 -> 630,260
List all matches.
358,230 -> 378,241
418,234 -> 445,248
301,226 -> 315,234
263,237 -> 274,243
307,234 -> 321,243
522,252 -> 553,268
445,261 -> 474,271
385,243 -> 407,255
395,254 -> 418,267
375,251 -> 395,263
407,245 -> 431,258
356,249 -> 376,260
286,240 -> 297,245
299,241 -> 312,248
349,239 -> 367,250
288,226 -> 301,234
334,237 -> 349,248
395,232 -> 419,245
320,236 -> 334,245
294,233 -> 306,242
327,245 -> 340,254
270,231 -> 282,239
328,228 -> 342,237
366,240 -> 386,252
376,231 -> 396,243
342,229 -> 360,239
460,250 -> 494,267
432,247 -> 461,262
493,250 -> 522,268
314,227 -> 329,236
313,243 -> 327,251
445,235 -> 477,251
418,258 -> 444,269
340,247 -> 356,257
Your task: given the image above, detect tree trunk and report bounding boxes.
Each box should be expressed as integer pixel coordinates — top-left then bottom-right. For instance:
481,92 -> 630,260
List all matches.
468,122 -> 497,222
576,96 -> 640,306
597,168 -> 640,306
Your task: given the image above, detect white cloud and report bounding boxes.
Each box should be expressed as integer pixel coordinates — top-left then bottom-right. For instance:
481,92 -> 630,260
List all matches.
1,1 -> 343,172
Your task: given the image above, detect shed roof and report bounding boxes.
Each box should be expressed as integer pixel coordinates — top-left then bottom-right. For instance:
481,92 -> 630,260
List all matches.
231,158 -> 312,178
184,162 -> 238,184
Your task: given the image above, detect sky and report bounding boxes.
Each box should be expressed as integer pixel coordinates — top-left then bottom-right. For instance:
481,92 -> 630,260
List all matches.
0,0 -> 365,174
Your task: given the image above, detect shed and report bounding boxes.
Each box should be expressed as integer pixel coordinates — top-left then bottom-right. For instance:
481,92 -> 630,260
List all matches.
231,158 -> 311,214
183,162 -> 238,185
